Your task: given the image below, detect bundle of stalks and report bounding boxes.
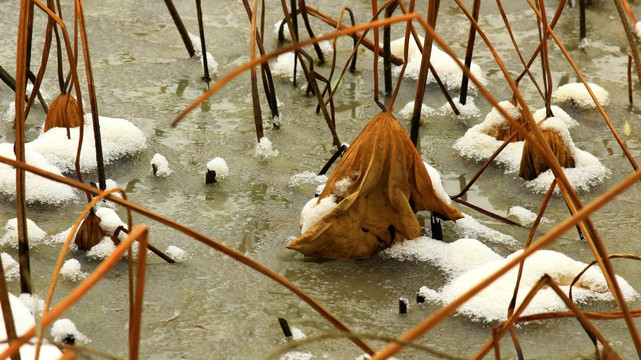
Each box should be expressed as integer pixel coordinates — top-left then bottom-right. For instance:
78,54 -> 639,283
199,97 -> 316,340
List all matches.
519,121 -> 575,180
74,210 -> 105,251
43,92 -> 83,133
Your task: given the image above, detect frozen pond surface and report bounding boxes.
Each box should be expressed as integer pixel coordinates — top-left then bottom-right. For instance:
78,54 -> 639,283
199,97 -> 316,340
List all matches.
2,0 -> 641,359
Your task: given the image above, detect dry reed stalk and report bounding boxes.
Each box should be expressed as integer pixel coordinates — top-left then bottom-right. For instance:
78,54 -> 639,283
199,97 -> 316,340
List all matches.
163,0 -> 195,57
0,254 -> 20,360
15,0 -> 33,296
569,254 -> 641,301
35,187 -> 122,357
304,6 -> 403,65
537,0 -> 554,117
240,0 -> 281,127
393,0 -> 460,115
0,225 -> 149,359
279,0 -> 341,147
129,225 -> 148,360
629,53 -> 634,106
459,0 -> 481,105
298,0 -> 325,65
32,0 -> 92,204
195,0 -> 211,83
249,0 -> 263,141
409,0 -> 439,146
0,155 -> 375,355
613,0 -> 641,88
76,0 -> 107,191
383,1 -> 398,95
495,0 -> 545,99
24,0 -> 55,122
534,5 -> 638,170
513,0 -> 566,94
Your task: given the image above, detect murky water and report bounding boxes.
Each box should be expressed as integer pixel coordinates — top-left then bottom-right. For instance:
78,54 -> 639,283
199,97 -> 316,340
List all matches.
2,0 -> 641,359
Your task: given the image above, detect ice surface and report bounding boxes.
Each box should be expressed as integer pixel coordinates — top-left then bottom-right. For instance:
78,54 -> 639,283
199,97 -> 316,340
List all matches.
151,153 -> 173,177
552,82 -> 609,108
0,143 -> 76,205
207,157 -> 229,178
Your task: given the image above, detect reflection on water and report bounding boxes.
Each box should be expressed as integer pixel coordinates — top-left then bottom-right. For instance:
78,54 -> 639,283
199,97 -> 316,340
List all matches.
0,0 -> 641,358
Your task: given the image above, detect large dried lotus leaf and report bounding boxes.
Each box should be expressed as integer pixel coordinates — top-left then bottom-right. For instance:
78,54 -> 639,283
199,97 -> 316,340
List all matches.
287,111 -> 463,259
519,128 -> 575,180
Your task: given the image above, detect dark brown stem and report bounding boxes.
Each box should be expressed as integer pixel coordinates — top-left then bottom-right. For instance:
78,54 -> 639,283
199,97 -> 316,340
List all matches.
410,0 -> 439,146
0,255 -> 21,360
383,2 -> 398,95
249,0 -> 263,141
459,0 -> 481,105
76,0 -> 107,191
304,6 -> 403,65
163,0 -> 195,57
299,0 -> 325,64
629,53 -> 634,106
16,0 -> 33,296
195,0 -> 211,83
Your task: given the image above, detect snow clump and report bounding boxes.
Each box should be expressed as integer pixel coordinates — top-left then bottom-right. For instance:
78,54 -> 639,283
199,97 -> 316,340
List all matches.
1,218 -> 48,248
552,82 -> 609,108
151,153 -> 173,177
60,259 -> 88,281
207,157 -> 229,179
51,318 -> 90,344
255,137 -> 279,159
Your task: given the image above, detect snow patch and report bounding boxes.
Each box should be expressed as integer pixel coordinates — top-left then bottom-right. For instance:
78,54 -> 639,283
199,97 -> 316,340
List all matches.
1,218 -> 48,248
60,259 -> 88,281
552,82 -> 609,108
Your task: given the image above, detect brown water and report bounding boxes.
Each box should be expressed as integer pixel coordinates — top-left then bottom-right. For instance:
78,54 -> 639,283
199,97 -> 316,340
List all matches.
1,0 -> 641,359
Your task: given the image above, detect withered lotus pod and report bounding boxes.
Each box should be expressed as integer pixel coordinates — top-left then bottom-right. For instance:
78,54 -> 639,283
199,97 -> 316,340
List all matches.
43,93 -> 83,132
481,100 -> 529,142
519,118 -> 575,180
286,111 -> 463,259
74,211 -> 105,251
